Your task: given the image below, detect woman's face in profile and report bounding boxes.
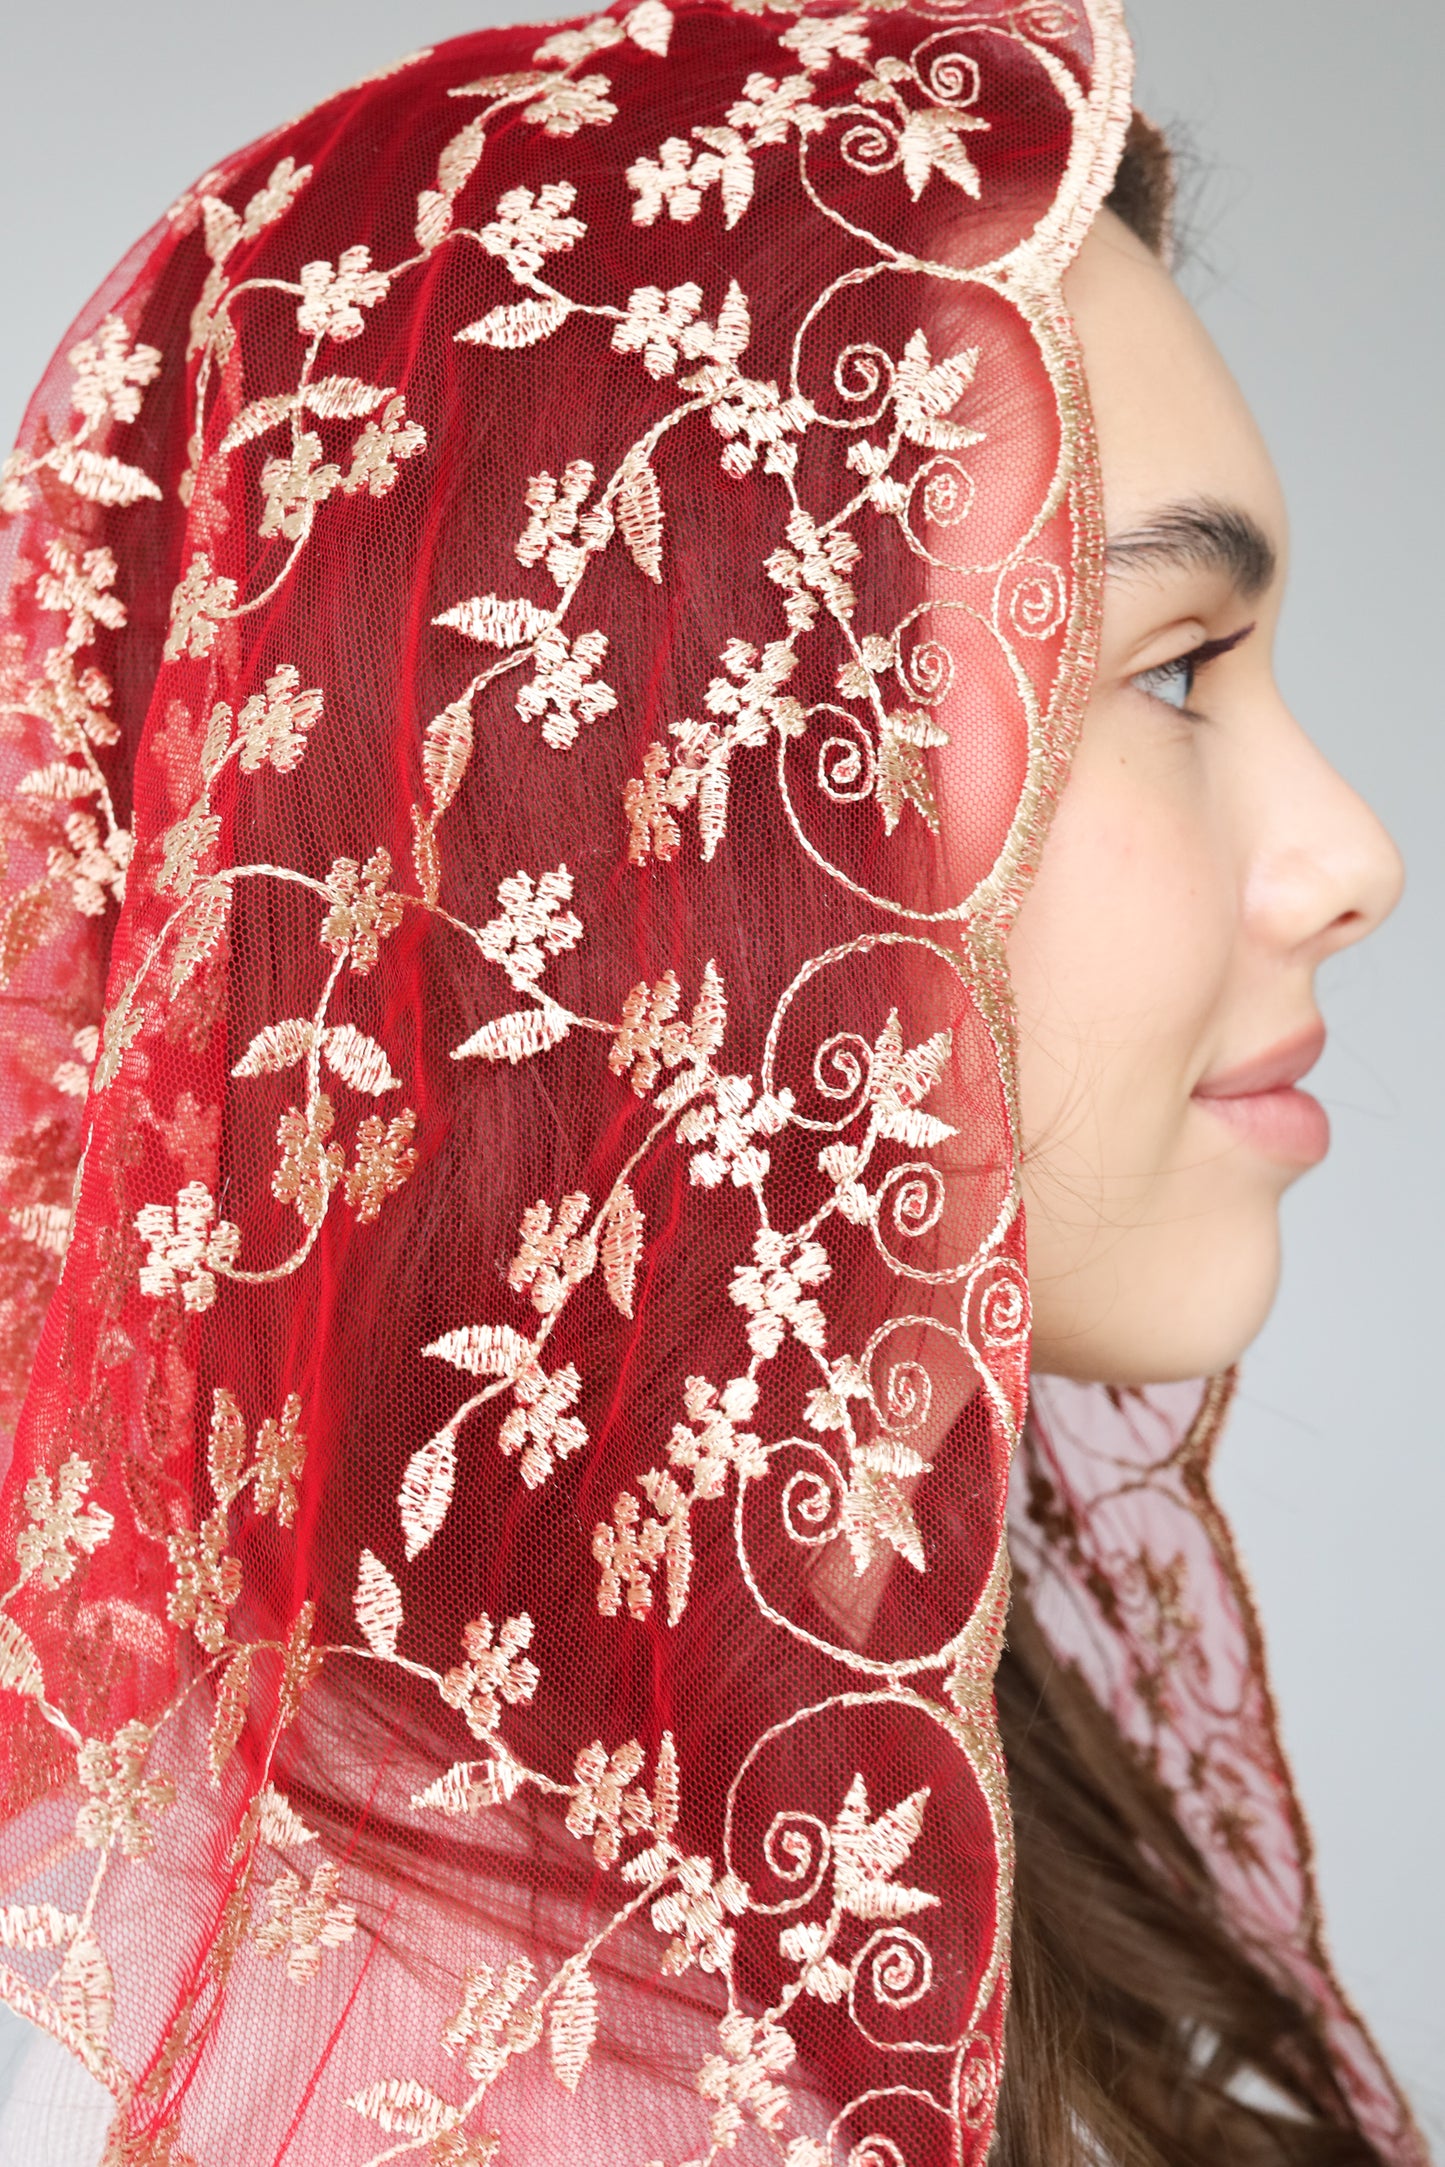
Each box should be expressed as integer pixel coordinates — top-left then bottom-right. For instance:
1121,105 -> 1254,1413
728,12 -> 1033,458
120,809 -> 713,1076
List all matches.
1008,207 -> 1404,1388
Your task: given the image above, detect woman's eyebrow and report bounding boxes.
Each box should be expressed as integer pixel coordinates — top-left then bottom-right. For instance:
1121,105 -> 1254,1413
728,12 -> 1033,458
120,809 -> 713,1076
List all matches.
1104,496 -> 1277,600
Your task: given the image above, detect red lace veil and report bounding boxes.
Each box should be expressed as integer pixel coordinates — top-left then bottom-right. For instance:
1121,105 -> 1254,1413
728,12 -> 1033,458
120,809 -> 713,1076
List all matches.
0,3 -> 1422,2161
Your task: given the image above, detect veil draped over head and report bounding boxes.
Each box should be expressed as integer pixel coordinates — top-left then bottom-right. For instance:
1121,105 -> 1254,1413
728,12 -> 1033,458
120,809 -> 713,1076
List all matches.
0,3 -> 1422,2162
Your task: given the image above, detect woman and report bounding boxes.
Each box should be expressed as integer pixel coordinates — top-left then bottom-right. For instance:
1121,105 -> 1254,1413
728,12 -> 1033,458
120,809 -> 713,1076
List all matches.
0,2 -> 1425,2161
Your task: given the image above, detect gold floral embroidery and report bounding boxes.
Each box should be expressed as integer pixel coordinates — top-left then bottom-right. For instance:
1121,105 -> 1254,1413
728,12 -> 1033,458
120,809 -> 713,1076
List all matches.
15,1457 -> 113,1589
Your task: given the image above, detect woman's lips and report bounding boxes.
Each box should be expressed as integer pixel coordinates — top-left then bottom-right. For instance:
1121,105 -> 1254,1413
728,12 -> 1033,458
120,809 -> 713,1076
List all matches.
1191,1022 -> 1331,1167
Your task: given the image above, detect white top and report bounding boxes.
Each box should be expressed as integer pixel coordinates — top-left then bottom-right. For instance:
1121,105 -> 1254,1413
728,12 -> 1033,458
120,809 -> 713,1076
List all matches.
0,2020 -> 110,2166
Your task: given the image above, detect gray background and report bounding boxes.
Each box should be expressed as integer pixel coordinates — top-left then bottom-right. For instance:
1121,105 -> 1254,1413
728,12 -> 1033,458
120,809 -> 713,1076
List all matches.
0,0 -> 1439,2139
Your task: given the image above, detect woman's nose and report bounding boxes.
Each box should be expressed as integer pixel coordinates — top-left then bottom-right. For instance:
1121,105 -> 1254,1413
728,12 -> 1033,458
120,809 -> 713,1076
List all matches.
1243,716 -> 1405,963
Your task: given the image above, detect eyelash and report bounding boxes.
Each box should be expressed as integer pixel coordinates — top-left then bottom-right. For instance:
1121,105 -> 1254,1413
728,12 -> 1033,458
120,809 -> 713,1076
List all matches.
1131,625 -> 1255,719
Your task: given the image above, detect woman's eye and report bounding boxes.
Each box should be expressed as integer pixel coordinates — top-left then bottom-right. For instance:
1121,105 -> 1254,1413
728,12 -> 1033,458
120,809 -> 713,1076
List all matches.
1132,652 -> 1197,712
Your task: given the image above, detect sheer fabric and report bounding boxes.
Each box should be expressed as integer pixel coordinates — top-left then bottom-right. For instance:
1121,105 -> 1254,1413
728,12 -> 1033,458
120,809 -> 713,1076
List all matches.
0,3 -> 1420,2162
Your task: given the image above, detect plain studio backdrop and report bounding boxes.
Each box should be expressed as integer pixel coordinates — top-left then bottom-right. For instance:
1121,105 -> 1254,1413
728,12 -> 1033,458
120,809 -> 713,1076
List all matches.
0,0 -> 1440,2141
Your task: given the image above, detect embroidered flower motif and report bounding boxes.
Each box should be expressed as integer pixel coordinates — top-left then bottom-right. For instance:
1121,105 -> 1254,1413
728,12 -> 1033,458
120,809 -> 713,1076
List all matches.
666,1376 -> 765,1498
478,865 -> 583,987
164,552 -> 239,662
593,1489 -> 669,1622
515,626 -> 617,750
439,1613 -> 540,1741
508,1192 -> 595,1315
626,134 -> 755,230
167,1508 -> 241,1654
67,316 -> 163,429
76,1722 -> 175,1855
611,282 -> 709,379
135,1181 -> 242,1311
652,1861 -> 750,1979
521,72 -> 617,136
31,647 -> 119,749
272,1096 -> 346,1228
252,1861 -> 357,1981
0,451 -> 32,516
252,1394 -> 307,1525
679,1073 -> 792,1188
566,1738 -> 652,1866
481,181 -> 586,281
498,1360 -> 587,1487
444,1958 -> 542,2082
37,541 -> 127,654
777,1921 -> 850,2003
156,803 -> 221,897
342,395 -> 427,497
259,432 -> 343,542
16,1457 -> 113,1589
765,507 -> 860,632
47,810 -> 132,916
680,356 -> 810,480
726,71 -> 826,145
296,245 -> 390,342
729,1230 -> 830,1359
235,663 -> 325,773
778,11 -> 870,73
345,1109 -> 419,1223
515,461 -> 612,588
320,845 -> 404,971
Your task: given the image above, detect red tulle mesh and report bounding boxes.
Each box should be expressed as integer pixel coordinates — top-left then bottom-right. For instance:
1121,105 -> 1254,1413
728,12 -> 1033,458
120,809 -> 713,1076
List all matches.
0,3 -> 1420,2162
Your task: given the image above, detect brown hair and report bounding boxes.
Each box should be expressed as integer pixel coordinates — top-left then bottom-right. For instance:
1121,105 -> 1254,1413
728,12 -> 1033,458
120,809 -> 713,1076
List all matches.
989,124 -> 1385,2166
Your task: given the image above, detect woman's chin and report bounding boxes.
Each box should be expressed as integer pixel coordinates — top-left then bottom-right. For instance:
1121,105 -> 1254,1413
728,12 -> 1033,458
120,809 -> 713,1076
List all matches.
1027,1212 -> 1283,1387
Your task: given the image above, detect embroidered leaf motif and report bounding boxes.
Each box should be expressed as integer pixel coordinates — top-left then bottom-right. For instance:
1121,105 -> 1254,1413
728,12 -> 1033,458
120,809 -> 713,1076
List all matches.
54,1929 -> 115,2044
893,329 -> 984,453
231,1019 -> 316,1078
450,1008 -> 570,1065
433,593 -> 552,647
625,0 -> 673,56
399,1422 -> 458,1561
0,1903 -> 81,1952
615,456 -> 663,581
831,1772 -> 939,1921
601,1184 -> 644,1318
347,2079 -> 458,2141
50,447 -> 161,509
438,115 -> 488,197
354,1548 -> 403,1658
255,1784 -> 318,1849
253,1861 -> 356,1981
411,803 -> 441,906
548,1965 -> 598,2092
869,1011 -> 955,1145
840,1440 -> 927,1575
16,761 -> 100,801
0,883 -> 55,988
424,1323 -> 533,1381
410,1749 -> 523,1814
423,700 -> 475,814
169,881 -> 230,997
322,1024 -> 401,1096
895,105 -> 990,204
219,393 -> 307,453
208,1647 -> 252,1782
0,1619 -> 43,1700
455,295 -> 573,350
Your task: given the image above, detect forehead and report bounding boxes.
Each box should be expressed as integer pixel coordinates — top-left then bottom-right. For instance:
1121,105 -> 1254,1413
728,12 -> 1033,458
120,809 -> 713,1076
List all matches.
1063,210 -> 1287,556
